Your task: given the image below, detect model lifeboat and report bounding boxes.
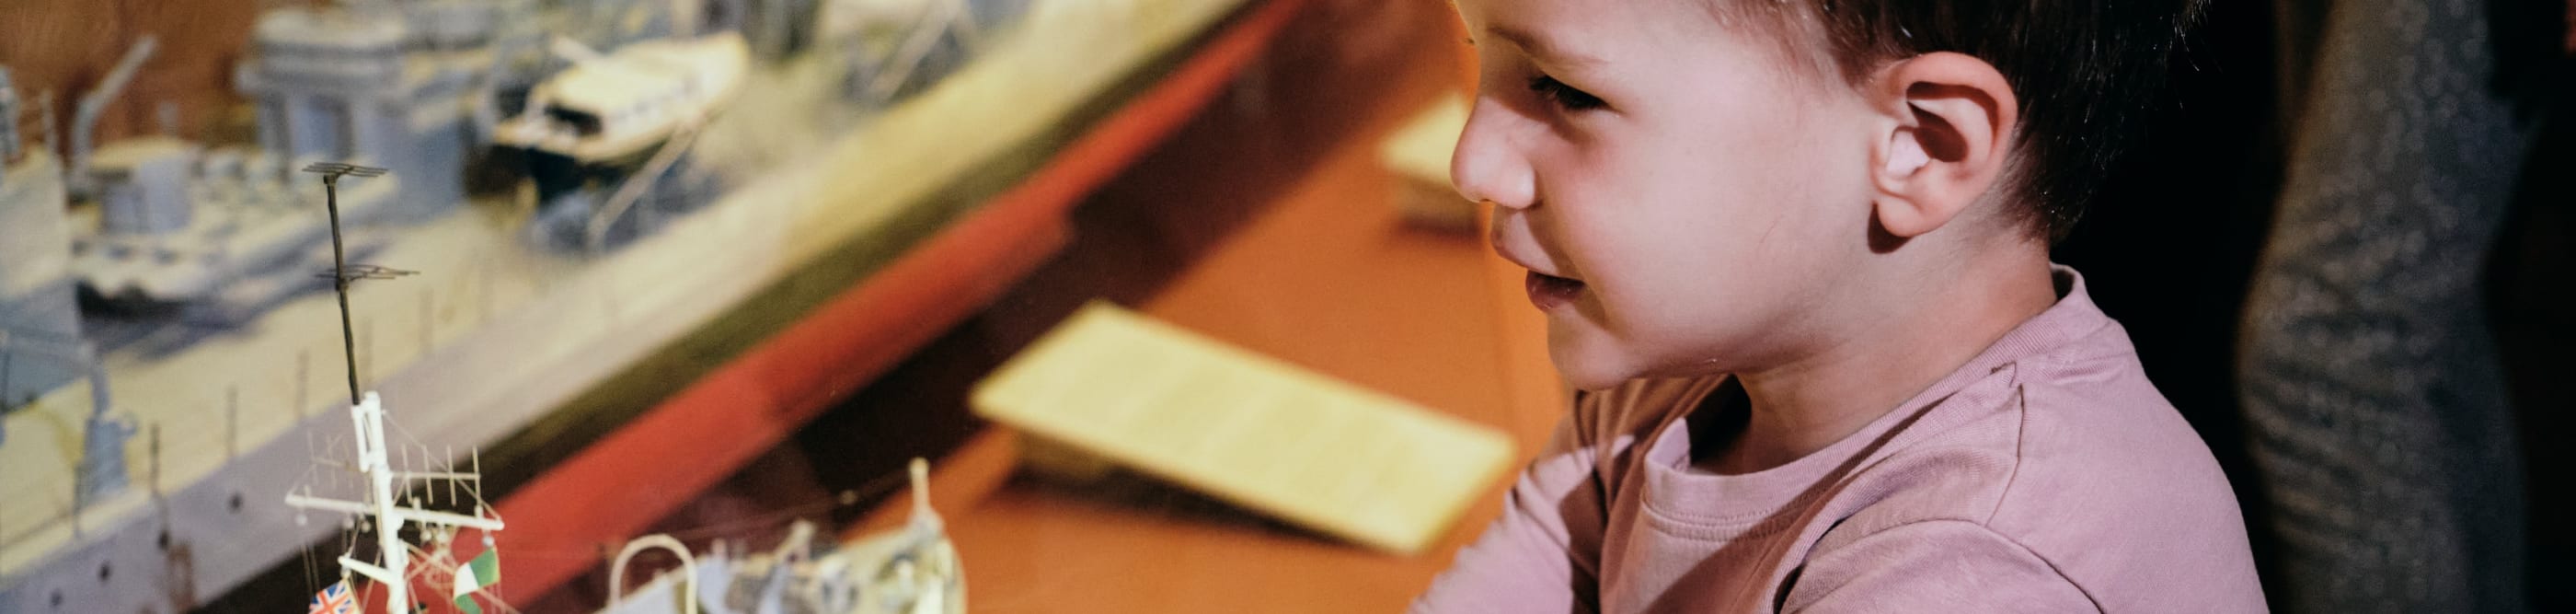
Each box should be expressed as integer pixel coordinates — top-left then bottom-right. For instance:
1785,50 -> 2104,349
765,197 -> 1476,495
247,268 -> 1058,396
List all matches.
494,32 -> 751,166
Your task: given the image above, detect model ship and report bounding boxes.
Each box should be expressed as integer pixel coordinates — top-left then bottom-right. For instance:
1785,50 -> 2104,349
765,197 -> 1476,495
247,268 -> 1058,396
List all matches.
0,0 -> 1243,610
600,459 -> 965,614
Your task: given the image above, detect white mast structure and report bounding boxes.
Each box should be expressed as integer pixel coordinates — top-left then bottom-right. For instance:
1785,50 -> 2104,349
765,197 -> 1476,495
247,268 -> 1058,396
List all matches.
282,163 -> 503,612
285,393 -> 506,611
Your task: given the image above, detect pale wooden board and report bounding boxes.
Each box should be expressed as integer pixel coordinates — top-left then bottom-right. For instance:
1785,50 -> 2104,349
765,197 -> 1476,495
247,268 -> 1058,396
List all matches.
970,302 -> 1519,555
1375,92 -> 1475,229
0,0 -> 1249,605
1376,92 -> 1465,184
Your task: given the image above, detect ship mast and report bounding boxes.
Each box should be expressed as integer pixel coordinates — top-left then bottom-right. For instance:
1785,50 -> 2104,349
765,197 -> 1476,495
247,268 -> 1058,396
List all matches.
282,163 -> 502,612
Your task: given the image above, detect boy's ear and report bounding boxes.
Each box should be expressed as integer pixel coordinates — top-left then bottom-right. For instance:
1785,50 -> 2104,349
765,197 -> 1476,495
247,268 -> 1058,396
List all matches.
1867,52 -> 2018,239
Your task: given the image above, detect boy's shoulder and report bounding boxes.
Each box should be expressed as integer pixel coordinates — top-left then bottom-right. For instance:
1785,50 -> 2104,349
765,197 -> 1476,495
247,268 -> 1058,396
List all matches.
1819,321 -> 2266,610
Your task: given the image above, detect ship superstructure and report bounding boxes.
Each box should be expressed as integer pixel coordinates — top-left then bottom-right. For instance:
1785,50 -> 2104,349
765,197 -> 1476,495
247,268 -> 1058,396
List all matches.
493,31 -> 749,250
70,0 -> 543,305
283,390 -> 508,614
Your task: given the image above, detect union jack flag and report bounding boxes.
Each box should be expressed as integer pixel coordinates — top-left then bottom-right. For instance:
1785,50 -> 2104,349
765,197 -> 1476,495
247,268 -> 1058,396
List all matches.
309,580 -> 354,614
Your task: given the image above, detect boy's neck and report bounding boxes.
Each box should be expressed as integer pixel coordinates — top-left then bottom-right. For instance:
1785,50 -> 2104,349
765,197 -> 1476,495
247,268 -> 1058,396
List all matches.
1696,246 -> 2059,475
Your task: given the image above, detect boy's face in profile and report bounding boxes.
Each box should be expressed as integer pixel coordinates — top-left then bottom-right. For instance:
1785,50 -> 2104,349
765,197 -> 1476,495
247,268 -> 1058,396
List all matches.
1455,0 -> 1886,389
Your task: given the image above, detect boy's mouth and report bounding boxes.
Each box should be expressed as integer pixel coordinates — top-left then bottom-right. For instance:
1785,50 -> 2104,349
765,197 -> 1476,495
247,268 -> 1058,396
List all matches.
1525,271 -> 1587,310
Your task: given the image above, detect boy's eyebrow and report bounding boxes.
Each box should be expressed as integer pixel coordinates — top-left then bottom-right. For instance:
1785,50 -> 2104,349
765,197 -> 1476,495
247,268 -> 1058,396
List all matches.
1483,23 -> 1604,67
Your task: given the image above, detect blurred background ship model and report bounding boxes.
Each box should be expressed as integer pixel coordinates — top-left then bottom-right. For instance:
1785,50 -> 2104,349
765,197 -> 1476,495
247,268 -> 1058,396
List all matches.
0,0 -> 1257,609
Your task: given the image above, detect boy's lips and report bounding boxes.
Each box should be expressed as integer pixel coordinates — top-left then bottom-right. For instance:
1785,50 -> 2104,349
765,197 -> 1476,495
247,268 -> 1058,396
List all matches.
1525,270 -> 1586,310
1494,245 -> 1584,310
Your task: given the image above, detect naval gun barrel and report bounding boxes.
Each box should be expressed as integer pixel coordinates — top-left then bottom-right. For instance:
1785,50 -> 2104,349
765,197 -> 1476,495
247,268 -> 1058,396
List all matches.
70,35 -> 159,197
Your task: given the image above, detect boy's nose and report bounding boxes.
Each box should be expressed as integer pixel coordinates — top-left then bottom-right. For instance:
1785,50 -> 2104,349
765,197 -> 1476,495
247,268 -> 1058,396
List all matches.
1451,97 -> 1536,211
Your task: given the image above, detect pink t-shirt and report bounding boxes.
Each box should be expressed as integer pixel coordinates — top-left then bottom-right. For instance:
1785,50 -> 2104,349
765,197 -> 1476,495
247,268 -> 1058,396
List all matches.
1414,268 -> 2266,613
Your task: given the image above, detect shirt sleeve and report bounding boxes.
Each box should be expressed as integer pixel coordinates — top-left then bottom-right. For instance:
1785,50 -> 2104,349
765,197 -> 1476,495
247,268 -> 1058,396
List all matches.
1782,520 -> 2098,614
1410,395 -> 1612,614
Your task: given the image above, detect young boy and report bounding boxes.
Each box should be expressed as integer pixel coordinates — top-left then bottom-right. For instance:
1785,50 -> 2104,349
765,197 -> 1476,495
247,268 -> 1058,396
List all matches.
1415,0 -> 2266,612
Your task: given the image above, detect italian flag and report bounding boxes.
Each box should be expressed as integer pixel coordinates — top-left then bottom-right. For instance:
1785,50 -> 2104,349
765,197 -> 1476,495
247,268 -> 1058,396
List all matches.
452,548 -> 500,614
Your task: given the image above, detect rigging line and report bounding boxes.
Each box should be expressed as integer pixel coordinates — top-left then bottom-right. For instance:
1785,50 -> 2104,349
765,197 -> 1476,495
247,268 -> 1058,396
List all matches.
475,548 -> 619,561
386,416 -> 430,451
656,469 -> 907,542
657,493 -> 869,541
464,485 -> 497,517
300,537 -> 314,595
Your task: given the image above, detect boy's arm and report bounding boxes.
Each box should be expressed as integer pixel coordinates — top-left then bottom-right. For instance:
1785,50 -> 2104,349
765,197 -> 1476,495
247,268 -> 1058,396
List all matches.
1410,398 -> 1612,614
1780,520 -> 2096,613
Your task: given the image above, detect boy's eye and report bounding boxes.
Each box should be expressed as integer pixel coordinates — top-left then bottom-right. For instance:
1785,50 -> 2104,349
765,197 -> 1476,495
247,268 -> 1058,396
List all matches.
1527,75 -> 1606,111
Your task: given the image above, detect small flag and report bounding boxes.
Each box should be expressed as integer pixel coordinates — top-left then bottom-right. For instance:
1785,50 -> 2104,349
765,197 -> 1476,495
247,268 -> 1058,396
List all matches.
308,580 -> 354,614
452,547 -> 500,614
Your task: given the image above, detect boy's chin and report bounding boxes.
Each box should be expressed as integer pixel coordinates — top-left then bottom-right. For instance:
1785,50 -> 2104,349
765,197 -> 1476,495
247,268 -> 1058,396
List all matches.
1547,342 -> 1641,391
1547,325 -> 1731,390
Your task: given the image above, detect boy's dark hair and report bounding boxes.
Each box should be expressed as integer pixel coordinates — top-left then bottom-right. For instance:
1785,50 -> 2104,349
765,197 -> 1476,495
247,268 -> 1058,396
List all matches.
1740,1 -> 2208,241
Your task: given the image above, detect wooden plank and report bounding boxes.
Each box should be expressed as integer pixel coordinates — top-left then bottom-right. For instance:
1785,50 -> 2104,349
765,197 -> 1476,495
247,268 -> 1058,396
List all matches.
970,302 -> 1517,554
